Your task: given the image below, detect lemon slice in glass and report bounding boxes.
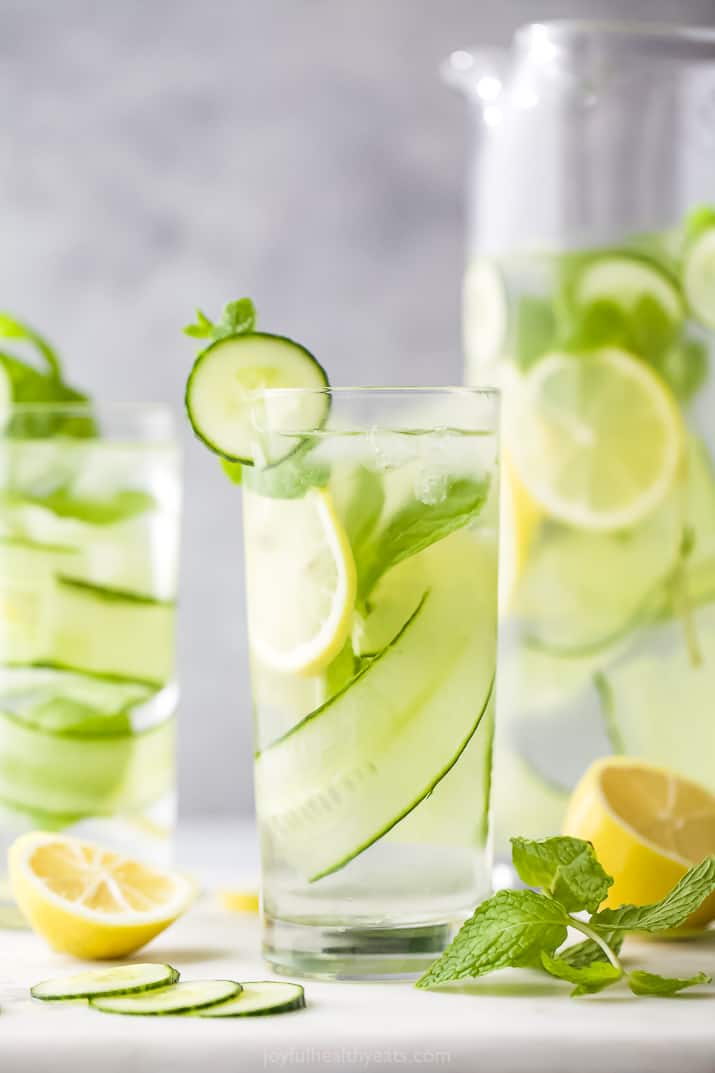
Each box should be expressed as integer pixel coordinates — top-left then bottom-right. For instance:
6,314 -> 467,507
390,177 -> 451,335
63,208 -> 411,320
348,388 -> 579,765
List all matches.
244,487 -> 356,676
8,831 -> 195,958
507,347 -> 683,531
563,757 -> 715,927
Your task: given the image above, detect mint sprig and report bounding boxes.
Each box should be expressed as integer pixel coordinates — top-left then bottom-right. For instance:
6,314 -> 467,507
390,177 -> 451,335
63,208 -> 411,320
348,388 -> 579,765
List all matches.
417,837 -> 715,998
183,298 -> 256,342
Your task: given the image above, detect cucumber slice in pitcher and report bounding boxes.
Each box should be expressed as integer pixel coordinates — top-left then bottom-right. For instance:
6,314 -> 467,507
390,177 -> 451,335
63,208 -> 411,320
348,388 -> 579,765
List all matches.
683,227 -> 715,330
196,981 -> 305,1018
574,254 -> 683,324
255,532 -> 497,881
185,332 -> 329,465
91,979 -> 242,1016
31,964 -> 179,1001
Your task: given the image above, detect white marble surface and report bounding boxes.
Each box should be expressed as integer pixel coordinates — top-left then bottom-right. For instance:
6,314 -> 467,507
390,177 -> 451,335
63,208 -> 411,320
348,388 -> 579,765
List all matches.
1,821 -> 715,1073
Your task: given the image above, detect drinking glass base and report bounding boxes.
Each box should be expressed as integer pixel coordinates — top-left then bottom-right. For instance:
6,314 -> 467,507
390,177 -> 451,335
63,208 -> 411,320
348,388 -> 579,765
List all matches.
262,915 -> 457,980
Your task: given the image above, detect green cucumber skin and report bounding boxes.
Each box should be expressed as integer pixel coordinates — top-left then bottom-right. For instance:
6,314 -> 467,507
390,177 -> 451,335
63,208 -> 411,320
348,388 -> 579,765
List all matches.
55,576 -> 176,608
309,673 -> 495,882
31,966 -> 179,1001
185,331 -> 330,465
90,981 -> 242,1016
255,592 -> 429,758
195,982 -> 306,1018
0,661 -> 165,691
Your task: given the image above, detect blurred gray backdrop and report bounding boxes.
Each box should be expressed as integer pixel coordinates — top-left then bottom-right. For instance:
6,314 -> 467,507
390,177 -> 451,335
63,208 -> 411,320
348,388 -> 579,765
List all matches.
2,0 -> 714,817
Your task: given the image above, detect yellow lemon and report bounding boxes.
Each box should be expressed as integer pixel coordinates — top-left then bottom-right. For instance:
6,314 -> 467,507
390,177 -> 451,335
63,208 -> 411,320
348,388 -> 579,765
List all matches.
218,888 -> 260,914
9,831 -> 195,959
563,757 -> 715,927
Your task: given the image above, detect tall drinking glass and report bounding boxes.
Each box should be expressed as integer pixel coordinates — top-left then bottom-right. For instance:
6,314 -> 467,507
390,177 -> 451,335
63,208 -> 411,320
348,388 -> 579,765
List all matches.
242,387 -> 499,978
0,404 -> 180,902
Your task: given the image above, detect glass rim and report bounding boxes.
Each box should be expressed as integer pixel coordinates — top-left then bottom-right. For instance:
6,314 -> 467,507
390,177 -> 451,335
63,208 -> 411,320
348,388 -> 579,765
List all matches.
518,19 -> 715,58
0,401 -> 175,416
254,385 -> 500,399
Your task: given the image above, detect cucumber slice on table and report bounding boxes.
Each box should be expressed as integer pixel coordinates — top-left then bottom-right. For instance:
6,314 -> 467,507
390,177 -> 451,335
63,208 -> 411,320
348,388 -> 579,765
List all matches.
91,979 -> 242,1016
255,531 -> 497,880
683,227 -> 715,330
32,964 -> 179,1001
185,333 -> 329,465
196,981 -> 305,1018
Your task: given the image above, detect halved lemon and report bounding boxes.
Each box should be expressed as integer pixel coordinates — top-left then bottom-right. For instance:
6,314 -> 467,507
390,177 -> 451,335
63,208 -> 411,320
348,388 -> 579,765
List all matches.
563,757 -> 715,927
9,831 -> 196,958
243,486 -> 356,676
507,347 -> 683,532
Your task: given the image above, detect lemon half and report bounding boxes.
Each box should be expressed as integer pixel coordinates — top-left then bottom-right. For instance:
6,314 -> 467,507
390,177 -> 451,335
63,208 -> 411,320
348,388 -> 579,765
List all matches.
9,831 -> 195,958
563,757 -> 715,927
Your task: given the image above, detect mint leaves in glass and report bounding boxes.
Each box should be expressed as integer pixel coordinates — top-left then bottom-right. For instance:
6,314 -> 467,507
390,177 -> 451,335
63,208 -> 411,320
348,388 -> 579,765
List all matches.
0,316 -> 179,890
184,304 -> 499,978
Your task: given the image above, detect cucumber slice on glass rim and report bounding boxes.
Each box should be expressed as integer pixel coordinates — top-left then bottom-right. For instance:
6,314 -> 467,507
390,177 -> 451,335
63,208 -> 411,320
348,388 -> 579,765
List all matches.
90,979 -> 241,1016
31,963 -> 179,1001
185,332 -> 329,466
196,981 -> 305,1017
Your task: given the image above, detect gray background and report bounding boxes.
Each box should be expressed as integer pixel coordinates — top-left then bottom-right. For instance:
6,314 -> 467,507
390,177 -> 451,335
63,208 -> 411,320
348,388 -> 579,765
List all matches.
2,0 -> 713,817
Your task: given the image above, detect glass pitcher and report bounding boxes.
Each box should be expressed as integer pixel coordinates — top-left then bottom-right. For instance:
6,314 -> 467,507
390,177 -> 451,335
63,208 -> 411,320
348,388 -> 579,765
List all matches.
445,22 -> 715,856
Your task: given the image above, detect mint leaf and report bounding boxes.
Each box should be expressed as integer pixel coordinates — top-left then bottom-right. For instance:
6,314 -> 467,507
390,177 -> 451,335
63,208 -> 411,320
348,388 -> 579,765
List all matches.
183,298 -> 256,343
416,889 -> 568,989
514,297 -> 557,371
591,856 -> 715,935
10,487 -> 155,525
511,836 -> 613,914
558,932 -> 624,969
0,313 -> 62,377
684,204 -> 715,243
658,337 -> 709,402
540,951 -> 621,996
332,465 -> 385,572
220,458 -> 243,485
183,309 -> 215,339
242,444 -> 329,499
357,475 -> 490,599
628,970 -> 711,997
217,298 -> 256,337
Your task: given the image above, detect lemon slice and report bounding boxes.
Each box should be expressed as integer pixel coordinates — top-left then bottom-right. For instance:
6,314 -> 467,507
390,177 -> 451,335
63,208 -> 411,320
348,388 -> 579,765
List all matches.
243,486 -> 356,676
9,831 -> 195,958
563,757 -> 715,927
499,456 -> 541,613
508,347 -> 683,531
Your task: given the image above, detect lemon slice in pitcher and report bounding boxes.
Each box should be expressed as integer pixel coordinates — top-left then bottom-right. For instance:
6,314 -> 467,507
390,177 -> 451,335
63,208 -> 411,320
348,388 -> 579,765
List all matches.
507,347 -> 683,531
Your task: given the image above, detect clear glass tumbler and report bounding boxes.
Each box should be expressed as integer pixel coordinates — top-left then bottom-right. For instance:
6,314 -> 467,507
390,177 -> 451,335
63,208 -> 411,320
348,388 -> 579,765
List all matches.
242,386 -> 499,978
0,403 -> 180,902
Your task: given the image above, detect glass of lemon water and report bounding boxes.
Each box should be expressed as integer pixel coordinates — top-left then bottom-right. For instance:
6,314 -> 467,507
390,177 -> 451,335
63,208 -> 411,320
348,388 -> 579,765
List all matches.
0,403 -> 180,900
242,387 -> 499,979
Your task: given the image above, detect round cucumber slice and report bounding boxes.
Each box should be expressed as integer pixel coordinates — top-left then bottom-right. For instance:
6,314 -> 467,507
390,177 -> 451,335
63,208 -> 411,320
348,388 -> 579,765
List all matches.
683,227 -> 715,330
196,981 -> 305,1017
574,255 -> 683,324
31,963 -> 179,1001
91,979 -> 241,1016
185,332 -> 329,465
